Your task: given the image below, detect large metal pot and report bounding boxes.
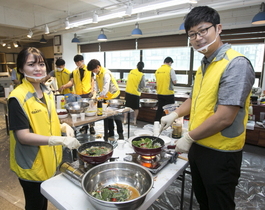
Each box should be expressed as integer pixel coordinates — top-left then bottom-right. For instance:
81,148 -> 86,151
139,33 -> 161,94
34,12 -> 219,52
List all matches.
82,162 -> 154,210
64,101 -> 90,114
77,141 -> 113,165
140,98 -> 158,108
131,135 -> 165,156
108,99 -> 125,108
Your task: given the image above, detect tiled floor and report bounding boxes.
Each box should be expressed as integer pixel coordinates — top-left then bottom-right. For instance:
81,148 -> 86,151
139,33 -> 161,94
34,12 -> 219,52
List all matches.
1,104 -> 265,210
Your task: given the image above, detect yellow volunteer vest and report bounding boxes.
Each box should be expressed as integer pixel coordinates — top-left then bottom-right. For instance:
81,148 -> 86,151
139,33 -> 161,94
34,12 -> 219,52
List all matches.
190,48 -> 251,151
55,68 -> 72,94
125,69 -> 143,96
73,65 -> 92,95
8,79 -> 62,181
96,67 -> 120,100
155,64 -> 174,95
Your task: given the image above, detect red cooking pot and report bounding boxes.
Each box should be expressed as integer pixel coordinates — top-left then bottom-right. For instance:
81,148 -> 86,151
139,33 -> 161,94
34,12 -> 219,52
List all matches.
77,141 -> 113,165
131,136 -> 165,156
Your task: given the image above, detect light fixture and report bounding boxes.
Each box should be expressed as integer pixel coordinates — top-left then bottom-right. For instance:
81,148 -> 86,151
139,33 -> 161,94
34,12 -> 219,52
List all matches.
0,40 -> 6,47
13,41 -> 18,48
97,29 -> 107,41
39,35 -> 47,43
71,33 -> 80,43
131,22 -> 142,36
252,2 -> 265,25
125,3 -> 133,16
27,29 -> 33,38
93,11 -> 98,23
179,22 -> 185,31
45,24 -> 50,34
7,44 -> 11,49
65,18 -> 70,29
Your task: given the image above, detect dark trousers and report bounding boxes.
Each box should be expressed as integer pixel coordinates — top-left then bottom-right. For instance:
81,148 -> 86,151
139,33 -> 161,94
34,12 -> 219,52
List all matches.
104,116 -> 123,137
155,94 -> 175,122
188,143 -> 242,210
19,178 -> 47,210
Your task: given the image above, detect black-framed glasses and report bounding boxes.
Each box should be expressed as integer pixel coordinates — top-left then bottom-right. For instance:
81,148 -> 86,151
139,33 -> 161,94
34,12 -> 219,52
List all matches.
188,25 -> 214,40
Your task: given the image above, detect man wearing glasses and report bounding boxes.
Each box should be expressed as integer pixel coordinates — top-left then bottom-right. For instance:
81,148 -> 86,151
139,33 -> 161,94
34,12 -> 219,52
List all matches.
160,6 -> 255,210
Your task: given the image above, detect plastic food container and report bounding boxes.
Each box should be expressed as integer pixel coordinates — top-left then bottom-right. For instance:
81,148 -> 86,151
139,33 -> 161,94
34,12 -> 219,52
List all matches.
162,103 -> 178,115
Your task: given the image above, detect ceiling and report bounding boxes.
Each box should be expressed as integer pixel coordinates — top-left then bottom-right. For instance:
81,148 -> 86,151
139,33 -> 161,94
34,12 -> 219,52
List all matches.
0,0 -> 264,48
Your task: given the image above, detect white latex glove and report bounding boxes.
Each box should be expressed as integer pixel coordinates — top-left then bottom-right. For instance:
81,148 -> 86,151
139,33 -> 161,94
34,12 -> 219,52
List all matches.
60,123 -> 74,137
48,136 -> 81,149
160,112 -> 179,132
175,132 -> 194,153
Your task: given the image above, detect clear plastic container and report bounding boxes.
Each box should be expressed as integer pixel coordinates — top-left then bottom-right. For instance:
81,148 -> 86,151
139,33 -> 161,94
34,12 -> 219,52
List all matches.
163,103 -> 178,115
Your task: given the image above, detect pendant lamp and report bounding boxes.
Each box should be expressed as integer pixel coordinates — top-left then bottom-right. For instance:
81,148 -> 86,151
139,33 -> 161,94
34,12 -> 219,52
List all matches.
131,23 -> 142,36
97,29 -> 107,41
39,35 -> 47,43
71,33 -> 80,43
252,2 -> 265,25
179,22 -> 185,31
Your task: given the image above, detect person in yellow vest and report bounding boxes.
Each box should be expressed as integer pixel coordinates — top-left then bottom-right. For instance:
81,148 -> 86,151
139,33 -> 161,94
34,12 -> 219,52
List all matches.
8,47 -> 80,210
46,58 -> 72,94
59,54 -> 96,135
154,56 -> 177,122
87,59 -> 124,140
124,61 -> 145,125
11,67 -> 21,87
160,6 -> 255,210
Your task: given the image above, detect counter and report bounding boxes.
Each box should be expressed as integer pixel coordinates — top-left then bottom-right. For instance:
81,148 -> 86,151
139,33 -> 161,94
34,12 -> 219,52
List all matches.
41,142 -> 189,210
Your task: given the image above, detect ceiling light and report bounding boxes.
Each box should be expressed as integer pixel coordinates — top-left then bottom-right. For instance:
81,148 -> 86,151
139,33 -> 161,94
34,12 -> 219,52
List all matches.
93,12 -> 98,23
27,29 -> 33,38
125,3 -> 133,16
71,33 -> 80,43
97,29 -> 107,41
13,41 -> 18,48
0,40 -> 6,47
45,24 -> 50,34
131,23 -> 142,36
179,22 -> 185,31
7,44 -> 11,49
65,18 -> 70,29
252,2 -> 265,24
39,35 -> 47,43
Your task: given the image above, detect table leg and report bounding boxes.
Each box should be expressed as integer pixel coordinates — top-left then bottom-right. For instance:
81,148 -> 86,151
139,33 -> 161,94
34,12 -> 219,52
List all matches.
127,112 -> 130,139
104,119 -> 108,141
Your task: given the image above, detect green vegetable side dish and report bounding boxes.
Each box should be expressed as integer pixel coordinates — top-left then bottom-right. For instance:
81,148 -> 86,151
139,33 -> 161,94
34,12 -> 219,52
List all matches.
80,146 -> 111,157
92,185 -> 131,202
132,138 -> 161,149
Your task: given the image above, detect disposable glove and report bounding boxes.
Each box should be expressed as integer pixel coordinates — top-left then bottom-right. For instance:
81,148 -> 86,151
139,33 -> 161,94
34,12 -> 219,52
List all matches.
48,136 -> 81,149
160,112 -> 179,133
175,132 -> 194,153
60,123 -> 74,137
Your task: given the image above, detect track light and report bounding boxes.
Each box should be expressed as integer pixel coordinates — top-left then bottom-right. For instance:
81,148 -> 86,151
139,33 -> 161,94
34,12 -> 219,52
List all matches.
125,3 -> 133,16
7,44 -> 11,49
27,29 -> 33,38
13,41 -> 18,48
0,40 -> 6,47
71,33 -> 80,43
65,18 -> 70,29
39,35 -> 47,43
252,2 -> 265,24
97,29 -> 107,41
45,24 -> 50,34
131,22 -> 142,36
93,12 -> 98,23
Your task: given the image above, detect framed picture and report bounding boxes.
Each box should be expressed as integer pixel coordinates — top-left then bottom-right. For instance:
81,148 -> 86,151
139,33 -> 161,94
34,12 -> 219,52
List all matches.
54,35 -> 61,46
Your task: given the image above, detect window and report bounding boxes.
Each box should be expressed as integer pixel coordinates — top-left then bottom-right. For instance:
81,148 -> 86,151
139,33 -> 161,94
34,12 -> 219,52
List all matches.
83,52 -> 104,64
105,50 -> 140,69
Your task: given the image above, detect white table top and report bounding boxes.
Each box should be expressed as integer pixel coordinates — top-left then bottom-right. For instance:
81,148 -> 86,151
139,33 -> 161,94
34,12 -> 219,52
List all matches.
41,141 -> 189,210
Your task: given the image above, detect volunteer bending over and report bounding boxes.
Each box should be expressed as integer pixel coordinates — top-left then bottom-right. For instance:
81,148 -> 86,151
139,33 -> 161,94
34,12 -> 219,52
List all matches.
8,47 -> 80,210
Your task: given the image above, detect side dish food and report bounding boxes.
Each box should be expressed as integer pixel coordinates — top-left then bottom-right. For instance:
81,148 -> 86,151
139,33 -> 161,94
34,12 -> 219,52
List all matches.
132,138 -> 161,149
92,184 -> 140,202
80,146 -> 111,157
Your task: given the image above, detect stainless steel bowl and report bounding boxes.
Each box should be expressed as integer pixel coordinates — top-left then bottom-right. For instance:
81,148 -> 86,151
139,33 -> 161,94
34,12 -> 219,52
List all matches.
108,99 -> 126,108
140,98 -> 158,108
64,102 -> 90,114
82,162 -> 154,210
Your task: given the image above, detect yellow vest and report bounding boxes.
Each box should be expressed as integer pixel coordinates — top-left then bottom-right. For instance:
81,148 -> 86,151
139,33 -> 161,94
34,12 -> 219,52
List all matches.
73,65 -> 92,95
190,48 -> 250,151
125,69 -> 143,96
96,67 -> 120,100
155,64 -> 174,95
8,79 -> 62,181
55,68 -> 72,94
